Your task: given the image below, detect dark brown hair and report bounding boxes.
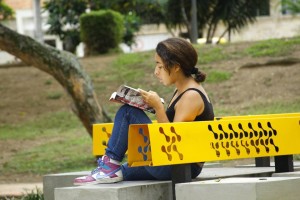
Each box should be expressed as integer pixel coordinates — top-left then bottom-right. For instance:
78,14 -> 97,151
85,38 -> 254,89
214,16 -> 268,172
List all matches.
156,37 -> 206,83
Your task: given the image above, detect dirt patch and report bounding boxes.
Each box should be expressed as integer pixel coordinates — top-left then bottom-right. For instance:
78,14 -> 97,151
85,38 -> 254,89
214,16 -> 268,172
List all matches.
208,61 -> 300,112
0,55 -> 116,125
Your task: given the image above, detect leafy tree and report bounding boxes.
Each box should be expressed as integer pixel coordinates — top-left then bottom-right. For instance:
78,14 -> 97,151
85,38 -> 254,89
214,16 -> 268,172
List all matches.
282,0 -> 300,14
164,0 -> 265,43
43,0 -> 165,52
0,0 -> 14,20
89,0 -> 164,47
123,12 -> 141,48
164,0 -> 210,38
90,0 -> 164,24
43,0 -> 87,53
207,0 -> 262,43
80,10 -> 124,54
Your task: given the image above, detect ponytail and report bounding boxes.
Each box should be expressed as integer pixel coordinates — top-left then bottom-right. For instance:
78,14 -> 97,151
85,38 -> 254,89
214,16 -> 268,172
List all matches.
191,67 -> 206,83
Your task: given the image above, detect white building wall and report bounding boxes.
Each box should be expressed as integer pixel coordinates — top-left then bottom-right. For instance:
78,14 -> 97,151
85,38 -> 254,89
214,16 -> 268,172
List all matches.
0,9 -> 63,64
228,16 -> 300,42
211,0 -> 300,42
15,9 -> 63,49
132,0 -> 300,50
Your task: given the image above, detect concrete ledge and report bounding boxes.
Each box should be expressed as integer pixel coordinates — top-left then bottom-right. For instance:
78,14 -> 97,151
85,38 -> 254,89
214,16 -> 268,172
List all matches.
272,171 -> 300,177
203,162 -> 223,168
176,177 -> 300,200
43,171 -> 89,200
236,161 -> 300,170
55,181 -> 172,200
45,167 -> 275,200
197,167 -> 274,180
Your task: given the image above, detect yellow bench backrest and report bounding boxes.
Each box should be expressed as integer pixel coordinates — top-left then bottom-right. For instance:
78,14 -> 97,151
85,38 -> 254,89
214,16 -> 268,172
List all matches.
93,113 -> 300,167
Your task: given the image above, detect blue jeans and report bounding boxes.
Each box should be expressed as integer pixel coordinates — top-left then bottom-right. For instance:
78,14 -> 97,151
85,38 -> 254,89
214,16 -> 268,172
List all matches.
105,105 -> 202,181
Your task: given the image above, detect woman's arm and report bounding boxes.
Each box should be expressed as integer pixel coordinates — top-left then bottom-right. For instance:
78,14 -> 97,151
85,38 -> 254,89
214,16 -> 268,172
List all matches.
173,90 -> 204,122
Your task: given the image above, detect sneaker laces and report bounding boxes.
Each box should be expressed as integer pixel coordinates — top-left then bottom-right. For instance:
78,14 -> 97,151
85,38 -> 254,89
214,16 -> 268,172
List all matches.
91,157 -> 105,174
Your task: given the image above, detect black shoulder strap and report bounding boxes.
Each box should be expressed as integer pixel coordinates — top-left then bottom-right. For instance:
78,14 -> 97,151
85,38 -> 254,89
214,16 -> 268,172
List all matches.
168,88 -> 208,108
184,88 -> 210,104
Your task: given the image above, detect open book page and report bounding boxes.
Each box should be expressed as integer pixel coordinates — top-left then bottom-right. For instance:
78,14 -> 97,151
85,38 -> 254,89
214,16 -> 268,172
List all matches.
109,85 -> 164,114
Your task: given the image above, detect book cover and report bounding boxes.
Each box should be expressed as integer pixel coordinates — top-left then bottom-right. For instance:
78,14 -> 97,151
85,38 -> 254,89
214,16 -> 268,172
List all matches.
109,85 -> 164,114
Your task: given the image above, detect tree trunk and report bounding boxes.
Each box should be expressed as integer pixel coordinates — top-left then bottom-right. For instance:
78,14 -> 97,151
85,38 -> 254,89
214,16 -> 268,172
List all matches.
180,0 -> 191,38
0,23 -> 111,137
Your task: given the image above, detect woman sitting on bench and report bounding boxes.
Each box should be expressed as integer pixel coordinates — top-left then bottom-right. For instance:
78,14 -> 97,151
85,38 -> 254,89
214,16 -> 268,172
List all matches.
74,37 -> 215,185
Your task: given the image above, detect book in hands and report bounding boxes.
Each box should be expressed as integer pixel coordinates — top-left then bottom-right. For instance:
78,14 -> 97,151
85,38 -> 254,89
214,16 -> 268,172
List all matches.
109,85 -> 164,114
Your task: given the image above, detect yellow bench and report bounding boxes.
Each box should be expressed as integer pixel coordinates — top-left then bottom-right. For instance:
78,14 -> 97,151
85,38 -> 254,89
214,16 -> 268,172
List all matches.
93,113 -> 300,200
93,113 -> 300,167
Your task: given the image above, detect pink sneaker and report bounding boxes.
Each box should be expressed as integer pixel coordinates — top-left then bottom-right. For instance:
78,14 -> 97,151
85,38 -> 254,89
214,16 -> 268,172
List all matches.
74,155 -> 123,185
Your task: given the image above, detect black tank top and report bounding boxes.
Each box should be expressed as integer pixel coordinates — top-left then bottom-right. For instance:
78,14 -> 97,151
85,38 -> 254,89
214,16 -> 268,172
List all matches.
166,88 -> 214,122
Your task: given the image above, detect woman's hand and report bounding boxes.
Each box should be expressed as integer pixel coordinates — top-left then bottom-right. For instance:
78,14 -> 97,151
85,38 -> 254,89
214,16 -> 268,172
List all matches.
139,89 -> 169,123
138,89 -> 163,110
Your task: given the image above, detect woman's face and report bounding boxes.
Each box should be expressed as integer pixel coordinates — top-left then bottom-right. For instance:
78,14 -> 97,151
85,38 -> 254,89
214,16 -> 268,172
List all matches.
154,53 -> 173,86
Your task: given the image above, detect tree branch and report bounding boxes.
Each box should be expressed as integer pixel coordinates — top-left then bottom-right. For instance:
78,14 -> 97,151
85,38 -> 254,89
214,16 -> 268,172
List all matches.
0,23 -> 112,137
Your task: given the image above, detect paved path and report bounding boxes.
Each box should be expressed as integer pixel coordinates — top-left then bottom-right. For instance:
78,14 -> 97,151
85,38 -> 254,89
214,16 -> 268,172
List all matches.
0,182 -> 43,197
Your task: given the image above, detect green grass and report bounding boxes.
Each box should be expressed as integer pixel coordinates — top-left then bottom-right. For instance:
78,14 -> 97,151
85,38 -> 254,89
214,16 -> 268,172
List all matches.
245,37 -> 300,57
92,36 -> 300,94
197,46 -> 229,64
110,51 -> 154,84
3,136 -> 95,174
0,112 -> 95,175
44,79 -> 52,85
206,70 -> 232,83
214,100 -> 300,117
46,92 -> 62,100
239,101 -> 300,115
0,111 -> 81,140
